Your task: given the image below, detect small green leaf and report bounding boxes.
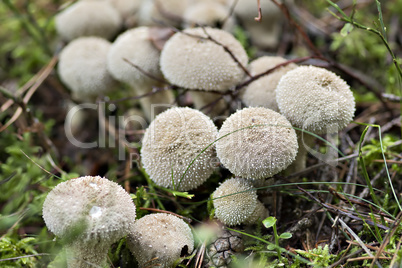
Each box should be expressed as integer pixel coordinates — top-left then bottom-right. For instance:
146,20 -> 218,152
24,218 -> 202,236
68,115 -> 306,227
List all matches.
267,244 -> 276,250
340,23 -> 354,36
279,232 -> 292,239
262,216 -> 276,229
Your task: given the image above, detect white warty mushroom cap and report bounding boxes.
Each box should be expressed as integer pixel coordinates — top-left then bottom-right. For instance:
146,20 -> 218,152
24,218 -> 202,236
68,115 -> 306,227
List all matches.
42,176 -> 136,243
212,178 -> 257,226
58,37 -> 116,100
216,107 -> 298,179
128,213 -> 194,267
107,27 -> 163,87
241,56 -> 297,112
160,27 -> 248,91
141,107 -> 218,191
55,0 -> 122,41
276,65 -> 356,134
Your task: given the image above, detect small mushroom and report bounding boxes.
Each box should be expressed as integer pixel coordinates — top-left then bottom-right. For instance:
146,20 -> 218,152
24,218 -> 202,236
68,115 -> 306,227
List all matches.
42,176 -> 136,268
216,107 -> 298,179
57,36 -> 117,102
55,0 -> 122,41
141,107 -> 218,191
127,213 -> 194,268
275,65 -> 356,171
240,56 -> 297,112
160,27 -> 249,91
107,26 -> 174,120
212,177 -> 258,226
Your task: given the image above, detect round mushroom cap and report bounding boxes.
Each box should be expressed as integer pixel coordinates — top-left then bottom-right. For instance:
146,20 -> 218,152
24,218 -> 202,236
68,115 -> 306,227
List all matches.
276,65 -> 356,134
216,107 -> 298,179
128,213 -> 194,267
212,178 -> 257,226
160,27 -> 249,91
241,56 -> 297,112
58,36 -> 116,101
55,0 -> 122,41
141,107 -> 218,191
42,176 -> 136,243
107,27 -> 163,88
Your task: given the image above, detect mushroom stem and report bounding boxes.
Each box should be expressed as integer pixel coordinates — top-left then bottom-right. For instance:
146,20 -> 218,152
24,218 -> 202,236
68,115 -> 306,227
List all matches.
188,91 -> 227,118
287,132 -> 315,174
65,240 -> 110,268
134,83 -> 175,121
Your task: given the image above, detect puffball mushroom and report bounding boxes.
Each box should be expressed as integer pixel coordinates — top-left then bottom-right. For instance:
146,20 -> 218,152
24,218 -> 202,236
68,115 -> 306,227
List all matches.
276,65 -> 356,172
42,176 -> 136,268
127,213 -> 194,268
160,27 -> 249,91
276,65 -> 356,134
212,178 -> 258,226
240,56 -> 297,112
141,107 -> 218,191
55,0 -> 122,41
216,107 -> 298,179
58,36 -> 116,102
107,26 -> 174,120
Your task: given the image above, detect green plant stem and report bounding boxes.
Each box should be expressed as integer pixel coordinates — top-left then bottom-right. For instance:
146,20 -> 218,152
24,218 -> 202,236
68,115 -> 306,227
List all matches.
272,224 -> 281,260
139,168 -> 166,211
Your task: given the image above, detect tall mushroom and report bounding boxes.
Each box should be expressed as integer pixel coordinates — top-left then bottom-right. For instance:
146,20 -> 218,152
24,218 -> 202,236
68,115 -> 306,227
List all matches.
42,176 -> 136,268
275,65 -> 356,171
216,107 -> 298,179
141,107 -> 218,191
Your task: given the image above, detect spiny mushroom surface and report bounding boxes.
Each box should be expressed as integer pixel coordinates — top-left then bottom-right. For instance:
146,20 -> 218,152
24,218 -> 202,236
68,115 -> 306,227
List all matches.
216,107 -> 298,179
275,65 -> 356,134
212,178 -> 257,226
241,56 -> 297,112
141,107 -> 218,191
58,36 -> 116,101
128,213 -> 194,268
160,27 -> 248,91
42,176 -> 136,267
55,0 -> 122,41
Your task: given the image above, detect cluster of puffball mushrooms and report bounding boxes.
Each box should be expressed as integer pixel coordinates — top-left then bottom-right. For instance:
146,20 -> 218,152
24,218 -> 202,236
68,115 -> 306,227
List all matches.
43,0 -> 357,266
